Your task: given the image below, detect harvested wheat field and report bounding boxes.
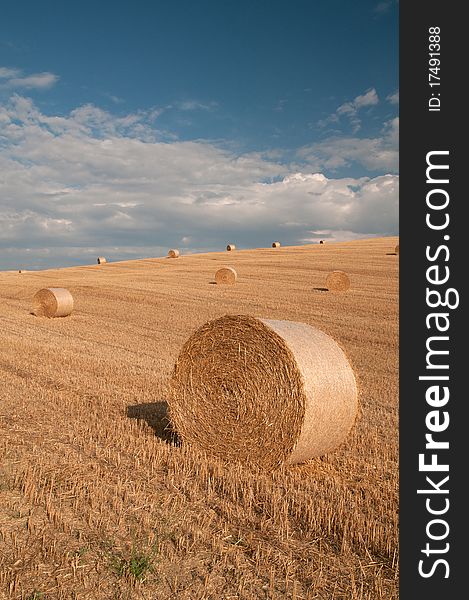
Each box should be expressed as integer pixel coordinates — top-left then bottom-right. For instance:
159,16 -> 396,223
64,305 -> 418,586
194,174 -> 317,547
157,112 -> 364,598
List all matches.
0,237 -> 399,600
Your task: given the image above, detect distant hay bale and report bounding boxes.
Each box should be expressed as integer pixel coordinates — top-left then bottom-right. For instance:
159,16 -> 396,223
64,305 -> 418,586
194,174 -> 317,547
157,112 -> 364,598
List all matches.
395,244 -> 399,255
226,244 -> 236,251
326,270 -> 350,292
319,240 -> 324,244
168,249 -> 180,258
33,288 -> 74,318
169,315 -> 358,468
97,257 -> 106,264
272,241 -> 281,248
215,267 -> 237,285
18,270 -> 22,274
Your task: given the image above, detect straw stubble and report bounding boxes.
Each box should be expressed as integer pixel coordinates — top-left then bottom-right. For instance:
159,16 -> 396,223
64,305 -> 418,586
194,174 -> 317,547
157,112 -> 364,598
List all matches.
169,315 -> 358,468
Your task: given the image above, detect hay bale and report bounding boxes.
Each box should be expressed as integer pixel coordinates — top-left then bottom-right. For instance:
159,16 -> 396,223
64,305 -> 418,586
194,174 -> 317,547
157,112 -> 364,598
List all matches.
395,244 -> 399,255
169,315 -> 358,468
97,257 -> 106,264
319,240 -> 324,244
168,249 -> 180,258
272,241 -> 281,248
226,244 -> 236,251
215,267 -> 237,285
326,270 -> 350,292
33,288 -> 74,318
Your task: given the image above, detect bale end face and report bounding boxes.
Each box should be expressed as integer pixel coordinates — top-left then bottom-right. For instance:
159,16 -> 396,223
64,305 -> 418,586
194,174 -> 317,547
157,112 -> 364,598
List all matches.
33,288 -> 74,318
168,249 -> 180,258
272,241 -> 281,248
226,244 -> 236,251
325,270 -> 350,292
169,315 -> 358,468
97,257 -> 106,264
215,267 -> 237,284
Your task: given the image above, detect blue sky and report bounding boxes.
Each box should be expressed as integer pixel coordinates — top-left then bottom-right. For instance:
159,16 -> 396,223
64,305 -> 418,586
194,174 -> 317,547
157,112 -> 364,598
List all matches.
0,0 -> 398,269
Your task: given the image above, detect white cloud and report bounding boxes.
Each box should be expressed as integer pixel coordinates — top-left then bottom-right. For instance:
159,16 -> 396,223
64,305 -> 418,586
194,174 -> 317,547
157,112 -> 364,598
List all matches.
0,67 -> 21,79
175,100 -> 218,111
298,117 -> 398,173
0,70 -> 59,90
0,95 -> 398,269
319,88 -> 380,133
386,90 -> 399,104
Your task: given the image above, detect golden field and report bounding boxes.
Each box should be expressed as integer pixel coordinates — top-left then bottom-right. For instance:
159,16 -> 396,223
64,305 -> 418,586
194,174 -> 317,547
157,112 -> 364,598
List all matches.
0,237 -> 399,599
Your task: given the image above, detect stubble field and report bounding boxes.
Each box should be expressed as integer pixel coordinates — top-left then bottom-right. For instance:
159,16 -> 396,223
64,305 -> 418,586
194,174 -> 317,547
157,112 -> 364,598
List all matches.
0,237 -> 399,599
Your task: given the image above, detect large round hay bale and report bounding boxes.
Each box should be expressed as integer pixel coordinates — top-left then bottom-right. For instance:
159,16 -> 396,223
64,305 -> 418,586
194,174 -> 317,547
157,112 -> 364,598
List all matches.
326,270 -> 350,292
395,244 -> 399,255
215,267 -> 237,284
33,288 -> 74,318
226,244 -> 236,251
168,249 -> 180,258
319,240 -> 324,244
97,257 -> 106,264
272,241 -> 281,248
169,315 -> 358,468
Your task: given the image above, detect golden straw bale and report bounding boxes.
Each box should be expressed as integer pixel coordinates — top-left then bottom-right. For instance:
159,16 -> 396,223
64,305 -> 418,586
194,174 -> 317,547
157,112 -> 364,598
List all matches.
215,267 -> 237,284
32,288 -> 74,318
168,249 -> 180,258
97,257 -> 106,264
326,270 -> 350,292
395,244 -> 399,255
272,241 -> 281,248
169,315 -> 358,468
226,244 -> 236,251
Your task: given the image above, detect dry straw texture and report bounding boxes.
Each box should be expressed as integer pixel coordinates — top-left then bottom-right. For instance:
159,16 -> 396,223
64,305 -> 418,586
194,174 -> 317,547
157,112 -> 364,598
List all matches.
97,257 -> 106,264
215,267 -> 237,285
226,244 -> 236,251
169,315 -> 358,468
395,244 -> 399,255
326,270 -> 350,292
272,241 -> 281,248
168,249 -> 180,258
32,288 -> 74,318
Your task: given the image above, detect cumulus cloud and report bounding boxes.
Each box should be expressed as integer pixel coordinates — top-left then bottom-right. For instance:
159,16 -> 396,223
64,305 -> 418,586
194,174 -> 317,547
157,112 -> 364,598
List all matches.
318,88 -> 380,133
297,117 -> 398,173
387,90 -> 399,104
0,95 -> 398,270
0,67 -> 21,78
0,67 -> 59,90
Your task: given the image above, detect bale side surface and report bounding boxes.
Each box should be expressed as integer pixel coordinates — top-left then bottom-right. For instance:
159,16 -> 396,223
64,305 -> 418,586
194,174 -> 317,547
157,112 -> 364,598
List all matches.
326,270 -> 350,292
97,257 -> 106,264
226,244 -> 236,251
33,288 -> 74,318
272,241 -> 281,248
169,314 -> 357,468
261,318 -> 358,464
215,267 -> 237,284
168,249 -> 180,258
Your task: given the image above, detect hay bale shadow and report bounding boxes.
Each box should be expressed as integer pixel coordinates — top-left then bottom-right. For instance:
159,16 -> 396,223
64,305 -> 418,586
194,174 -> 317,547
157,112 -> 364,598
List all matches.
127,401 -> 181,445
386,252 -> 398,256
313,287 -> 329,292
